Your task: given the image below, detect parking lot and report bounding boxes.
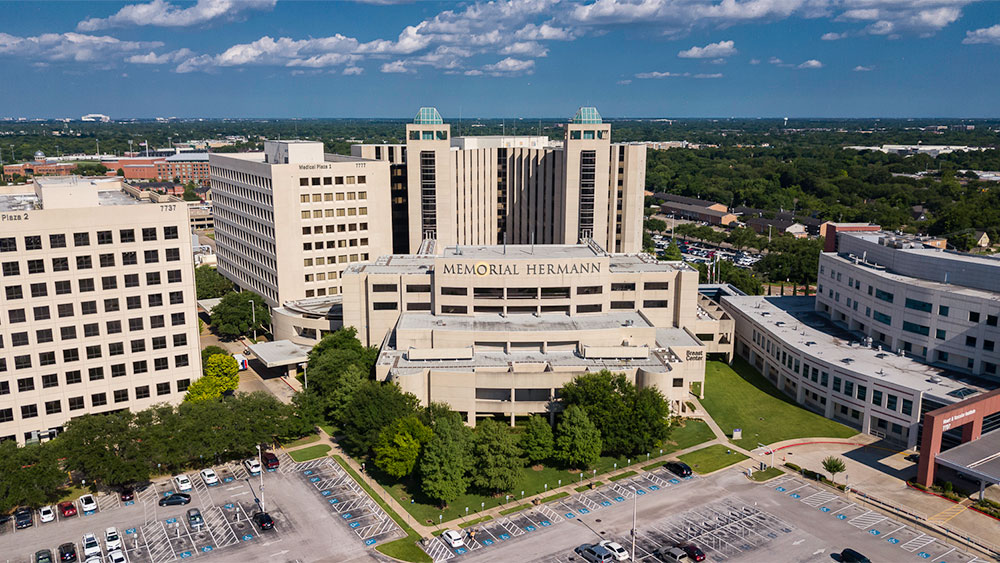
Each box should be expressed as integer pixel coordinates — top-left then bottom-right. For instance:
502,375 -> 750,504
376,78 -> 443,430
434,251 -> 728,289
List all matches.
769,474 -> 989,563
0,451 -> 382,563
421,465 -> 698,562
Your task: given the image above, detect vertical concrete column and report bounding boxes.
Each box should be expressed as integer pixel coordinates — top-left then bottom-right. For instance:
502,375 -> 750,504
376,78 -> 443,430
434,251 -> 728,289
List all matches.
962,417 -> 983,442
824,397 -> 835,419
917,413 -> 943,486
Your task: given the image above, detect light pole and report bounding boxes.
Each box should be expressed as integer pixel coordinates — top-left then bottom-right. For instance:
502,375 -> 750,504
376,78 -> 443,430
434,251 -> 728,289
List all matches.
248,299 -> 257,341
630,485 -> 638,561
256,444 -> 265,512
303,362 -> 308,390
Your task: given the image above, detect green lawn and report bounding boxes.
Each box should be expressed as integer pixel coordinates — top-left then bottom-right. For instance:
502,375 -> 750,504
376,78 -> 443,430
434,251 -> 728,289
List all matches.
281,434 -> 320,448
750,467 -> 784,482
609,471 -> 638,482
701,359 -> 857,449
288,444 -> 331,462
663,419 -> 716,453
678,444 -> 748,474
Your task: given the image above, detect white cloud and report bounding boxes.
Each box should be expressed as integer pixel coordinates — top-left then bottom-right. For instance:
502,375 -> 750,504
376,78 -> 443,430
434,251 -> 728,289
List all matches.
78,0 -> 275,31
866,20 -> 895,35
617,78 -> 632,84
0,31 -> 161,63
768,56 -> 783,64
464,69 -> 484,76
635,71 -> 689,78
380,60 -> 412,73
797,59 -> 823,68
343,66 -> 365,75
839,8 -> 880,21
853,65 -> 874,71
963,24 -> 1000,45
481,57 -> 535,75
749,58 -> 761,64
126,48 -> 194,64
678,39 -> 736,58
500,41 -> 549,57
694,72 -> 723,78
821,31 -> 847,40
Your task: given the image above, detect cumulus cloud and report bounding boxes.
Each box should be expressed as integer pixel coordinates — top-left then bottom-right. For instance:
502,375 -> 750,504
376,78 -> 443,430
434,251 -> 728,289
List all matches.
797,59 -> 823,69
821,31 -> 847,40
78,0 -> 275,31
962,24 -> 1000,45
853,65 -> 874,71
617,78 -> 632,84
500,41 -> 549,57
481,57 -> 535,75
126,47 -> 194,64
678,39 -> 736,58
635,70 -> 689,78
694,72 -> 723,78
749,58 -> 761,64
380,60 -> 412,73
343,66 -> 365,75
768,56 -> 783,64
0,31 -> 161,63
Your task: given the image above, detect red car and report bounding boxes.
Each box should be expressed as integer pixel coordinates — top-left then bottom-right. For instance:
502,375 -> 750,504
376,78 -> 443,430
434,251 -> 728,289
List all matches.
57,501 -> 77,518
680,544 -> 706,562
261,451 -> 279,470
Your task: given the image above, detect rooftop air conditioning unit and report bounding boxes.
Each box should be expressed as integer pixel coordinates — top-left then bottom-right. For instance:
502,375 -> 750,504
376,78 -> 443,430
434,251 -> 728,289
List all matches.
929,376 -> 943,383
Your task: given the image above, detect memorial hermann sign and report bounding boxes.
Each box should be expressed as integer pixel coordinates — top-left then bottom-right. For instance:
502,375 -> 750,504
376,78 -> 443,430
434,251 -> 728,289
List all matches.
441,262 -> 603,276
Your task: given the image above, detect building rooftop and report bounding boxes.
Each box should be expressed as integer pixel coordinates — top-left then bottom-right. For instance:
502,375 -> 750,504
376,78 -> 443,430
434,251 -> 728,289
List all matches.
397,311 -> 653,333
661,200 -> 733,218
0,177 -> 147,211
414,107 -> 443,125
571,106 -> 603,124
826,252 -> 1000,303
163,153 -> 209,162
935,426 -> 1000,485
442,244 -> 602,260
722,295 -> 997,404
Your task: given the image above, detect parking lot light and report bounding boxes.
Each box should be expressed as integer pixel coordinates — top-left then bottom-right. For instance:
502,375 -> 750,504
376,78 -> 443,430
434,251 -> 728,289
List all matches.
521,490 -> 524,499
481,501 -> 485,512
544,484 -> 548,493
558,479 -> 561,487
465,507 -> 469,519
580,472 -> 584,484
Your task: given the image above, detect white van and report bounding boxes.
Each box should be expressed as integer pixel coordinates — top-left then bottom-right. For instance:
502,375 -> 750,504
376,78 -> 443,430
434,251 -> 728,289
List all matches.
233,354 -> 248,371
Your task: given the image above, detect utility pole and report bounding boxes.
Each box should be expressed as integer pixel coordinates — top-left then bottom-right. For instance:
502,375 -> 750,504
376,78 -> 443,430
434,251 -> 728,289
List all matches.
630,486 -> 637,561
256,444 -> 265,512
248,299 -> 257,341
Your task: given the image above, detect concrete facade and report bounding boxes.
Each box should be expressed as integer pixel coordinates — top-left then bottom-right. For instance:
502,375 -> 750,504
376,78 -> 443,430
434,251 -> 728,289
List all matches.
0,177 -> 201,444
208,141 -> 393,306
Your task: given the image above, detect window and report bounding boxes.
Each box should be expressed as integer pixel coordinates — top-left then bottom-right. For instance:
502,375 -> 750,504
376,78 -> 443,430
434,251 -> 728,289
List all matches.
905,298 -> 933,313
156,382 -> 171,396
372,284 -> 398,292
939,305 -> 949,317
104,298 -> 120,313
441,305 -> 467,314
873,311 -> 892,325
856,385 -> 867,401
406,284 -> 431,293
129,318 -> 144,331
91,393 -> 107,407
30,283 -> 47,297
577,286 -> 603,295
872,389 -> 883,406
97,230 -> 113,245
902,321 -> 929,336
9,309 -> 26,323
25,236 -> 42,250
373,302 -> 398,311
177,379 -> 191,392
970,311 -> 980,323
132,360 -> 148,374
114,389 -> 129,403
441,287 -> 467,296
987,315 -> 998,327
75,256 -> 92,269
154,357 -> 168,371
27,259 -> 44,274
165,248 -> 180,262
169,291 -> 184,305
175,354 -> 189,367
5,285 -> 22,300
902,399 -> 913,416
72,232 -> 90,246
41,374 -> 58,389
34,306 -> 50,321
21,405 -> 38,419
148,294 -> 163,307
52,257 -> 69,272
100,253 -> 115,267
874,289 -> 894,303
577,304 -> 602,313
81,301 -> 97,315
36,328 -> 53,343
61,326 -> 77,340
168,270 -> 182,283
0,237 -> 16,252
83,323 -> 99,337
152,336 -> 167,350
833,376 -> 842,393
58,303 -> 74,317
49,234 -> 66,248
65,371 -> 82,385
887,394 -> 898,411
2,262 -> 18,276
843,380 -> 854,397
150,315 -> 165,329
124,274 -> 139,288
108,342 -> 124,356
142,227 -> 157,241
164,226 -> 179,240
135,386 -> 150,399
146,272 -> 161,285
88,367 -> 103,380
144,249 -> 159,263
69,397 -> 84,411
171,312 -> 185,326
966,336 -> 977,347
643,300 -> 669,308
643,282 -> 670,290
936,329 -> 946,340
120,229 -> 135,243
611,282 -> 636,292
17,378 -> 35,392
54,280 -> 71,294
111,364 -> 126,378
38,352 -> 55,366
86,346 -> 102,360
63,348 -> 80,362
985,340 -> 995,352
78,278 -> 95,292
122,251 -> 137,265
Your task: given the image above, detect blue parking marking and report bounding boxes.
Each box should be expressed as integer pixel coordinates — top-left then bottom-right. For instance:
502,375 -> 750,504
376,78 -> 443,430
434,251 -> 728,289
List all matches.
790,494 -> 801,499
207,483 -> 218,487
649,485 -> 660,490
499,533 -> 510,540
776,486 -> 786,492
303,470 -> 313,475
166,518 -> 177,524
540,521 -> 551,527
201,546 -> 213,553
242,534 -> 253,541
525,525 -> 535,532
309,477 -> 320,483
579,508 -> 590,514
614,496 -> 625,502
483,539 -> 494,546
342,513 -> 353,519
126,528 -> 136,535
683,476 -> 693,480
329,498 -> 339,504
887,538 -> 900,544
918,552 -> 930,559
669,478 -> 680,484
321,490 -> 332,496
350,522 -> 360,528
836,514 -> 847,520
163,492 -> 172,497
223,477 -> 234,483
180,552 -> 192,559
267,468 -> 277,472
365,539 -> 377,546
224,503 -> 234,510
869,530 -> 881,536
601,501 -> 612,507
85,510 -> 96,515
456,548 -> 467,554
820,507 -> 830,512
565,513 -> 575,518
124,501 -> 135,506
636,489 -> 647,495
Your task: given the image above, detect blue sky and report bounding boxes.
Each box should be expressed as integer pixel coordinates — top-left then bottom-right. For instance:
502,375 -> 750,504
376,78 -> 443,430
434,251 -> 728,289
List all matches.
2,0 -> 999,118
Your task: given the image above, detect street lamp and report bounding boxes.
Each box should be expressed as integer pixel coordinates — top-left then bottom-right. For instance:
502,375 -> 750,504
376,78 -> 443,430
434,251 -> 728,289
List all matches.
303,362 -> 308,390
248,299 -> 257,341
629,485 -> 638,561
256,444 -> 265,511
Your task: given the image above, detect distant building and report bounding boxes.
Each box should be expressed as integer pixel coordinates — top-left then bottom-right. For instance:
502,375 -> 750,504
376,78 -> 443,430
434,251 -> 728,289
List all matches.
81,113 -> 110,122
2,151 -> 77,180
745,217 -> 807,238
656,194 -> 737,227
973,231 -> 991,248
819,222 -> 881,253
103,153 -> 211,186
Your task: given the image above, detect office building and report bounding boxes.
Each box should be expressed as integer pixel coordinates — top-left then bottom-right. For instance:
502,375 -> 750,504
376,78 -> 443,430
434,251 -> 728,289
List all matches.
208,141 -> 392,306
352,106 -> 647,255
325,241 -> 733,423
656,194 -> 737,227
0,176 -> 201,444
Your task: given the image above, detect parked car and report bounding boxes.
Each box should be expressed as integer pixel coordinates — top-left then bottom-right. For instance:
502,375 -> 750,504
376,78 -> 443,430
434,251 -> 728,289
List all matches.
173,474 -> 193,492
575,544 -> 616,563
58,543 -> 77,563
14,506 -> 33,529
261,451 -> 280,470
252,511 -> 274,530
82,533 -> 102,557
187,508 -> 204,528
39,505 -> 55,523
441,529 -> 464,548
79,494 -> 97,512
200,468 -> 219,486
839,548 -> 871,563
107,550 -> 127,563
243,458 -> 262,475
105,527 -> 122,551
58,501 -> 78,518
84,557 -> 101,563
678,544 -> 705,562
35,549 -> 54,563
599,540 -> 630,560
119,488 -> 134,502
158,492 -> 191,507
653,546 -> 689,562
665,461 -> 693,478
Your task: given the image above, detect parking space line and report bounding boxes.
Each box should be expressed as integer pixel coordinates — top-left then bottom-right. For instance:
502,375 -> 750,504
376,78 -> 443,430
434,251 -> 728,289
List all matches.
901,534 -> 934,552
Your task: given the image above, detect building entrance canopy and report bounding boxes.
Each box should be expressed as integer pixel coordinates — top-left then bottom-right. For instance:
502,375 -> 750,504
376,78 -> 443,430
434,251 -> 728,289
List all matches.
247,340 -> 311,368
935,430 -> 1000,486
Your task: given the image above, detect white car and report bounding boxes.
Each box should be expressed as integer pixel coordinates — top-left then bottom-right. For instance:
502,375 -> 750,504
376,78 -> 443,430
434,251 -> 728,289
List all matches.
82,533 -> 102,557
85,557 -> 102,563
200,468 -> 219,486
441,529 -> 464,549
174,474 -> 193,492
105,526 -> 122,551
38,505 -> 55,523
600,540 -> 630,561
108,550 -> 128,563
79,494 -> 98,512
243,458 -> 262,475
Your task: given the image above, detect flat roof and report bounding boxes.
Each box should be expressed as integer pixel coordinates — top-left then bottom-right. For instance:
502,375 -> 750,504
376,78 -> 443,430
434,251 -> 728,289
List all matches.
656,328 -> 701,348
396,311 -> 653,332
164,153 -> 209,162
722,296 -> 997,403
386,349 -> 671,373
935,430 -> 1000,485
442,244 -> 601,260
247,340 -> 311,368
826,253 -> 1000,303
661,200 -> 732,218
0,188 -> 149,211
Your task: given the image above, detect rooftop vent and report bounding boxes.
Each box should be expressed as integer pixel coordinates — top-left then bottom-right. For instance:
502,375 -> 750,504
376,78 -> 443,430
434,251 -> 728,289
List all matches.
929,376 -> 943,383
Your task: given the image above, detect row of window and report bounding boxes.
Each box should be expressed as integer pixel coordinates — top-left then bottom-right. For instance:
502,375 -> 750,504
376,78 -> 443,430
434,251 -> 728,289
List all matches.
300,207 -> 369,219
6,298 -> 186,326
5,278 -> 184,302
298,176 -> 366,187
2,329 -> 187,350
2,250 -> 183,278
0,355 -> 191,394
0,227 -> 179,253
1,346 -> 189,372
301,222 -> 368,235
0,380 -> 189,424
299,191 -> 368,203
434,285 -> 670,299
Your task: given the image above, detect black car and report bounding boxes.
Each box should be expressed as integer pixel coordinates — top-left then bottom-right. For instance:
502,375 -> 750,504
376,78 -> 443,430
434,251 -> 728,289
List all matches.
58,543 -> 77,563
158,492 -> 191,507
666,461 -> 693,478
252,511 -> 274,530
840,548 -> 871,563
14,506 -> 33,529
261,451 -> 280,470
35,549 -> 54,563
119,487 -> 135,502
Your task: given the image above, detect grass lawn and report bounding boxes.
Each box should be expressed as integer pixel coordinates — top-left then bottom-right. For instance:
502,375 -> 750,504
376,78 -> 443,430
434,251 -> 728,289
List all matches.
750,467 -> 784,482
663,419 -> 716,453
319,424 -> 336,437
575,481 -> 602,492
678,444 -> 748,474
378,454 -> 639,526
57,485 -> 91,503
281,434 -> 320,448
288,444 -> 331,462
459,515 -> 493,528
609,471 -> 637,482
701,359 -> 857,449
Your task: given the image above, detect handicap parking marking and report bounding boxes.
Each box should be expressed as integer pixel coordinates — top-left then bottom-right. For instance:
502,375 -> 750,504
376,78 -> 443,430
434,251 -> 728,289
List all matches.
201,546 -> 214,553
124,500 -> 135,506
669,478 -> 680,484
223,477 -> 234,483
540,521 -> 551,527
482,538 -> 494,546
636,489 -> 647,496
342,513 -> 353,519
869,530 -> 881,536
917,553 -> 930,559
242,534 -> 254,541
614,496 -> 625,502
365,538 -> 377,546
224,503 -> 234,509
683,476 -> 693,480
456,548 -> 467,554
649,485 -> 660,491
565,513 -> 575,519
579,508 -> 590,514
499,533 -> 510,540
790,493 -> 801,499
836,514 -> 847,520
309,476 -> 321,482
776,486 -> 786,492
321,490 -> 332,496
166,518 -> 177,524
180,552 -> 193,559
820,507 -> 831,512
328,498 -> 340,504
887,538 -> 900,544
525,525 -> 536,532
126,527 -> 137,535
350,522 -> 360,529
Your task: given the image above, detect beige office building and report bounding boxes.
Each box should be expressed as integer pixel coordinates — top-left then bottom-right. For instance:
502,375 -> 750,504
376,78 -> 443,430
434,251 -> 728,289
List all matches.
352,106 -> 647,255
208,141 -> 392,306
0,177 -> 201,444
326,241 -> 732,423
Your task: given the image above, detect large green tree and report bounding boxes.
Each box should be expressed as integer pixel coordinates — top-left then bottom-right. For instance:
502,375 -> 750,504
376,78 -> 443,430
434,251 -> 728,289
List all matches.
0,441 -> 66,511
373,416 -> 433,478
341,380 -> 420,455
195,265 -> 234,299
56,411 -> 150,488
661,240 -> 683,261
554,406 -> 602,469
520,415 -> 554,465
419,416 -> 474,505
471,419 -> 523,494
209,291 -> 269,340
302,328 -> 379,426
201,345 -> 228,370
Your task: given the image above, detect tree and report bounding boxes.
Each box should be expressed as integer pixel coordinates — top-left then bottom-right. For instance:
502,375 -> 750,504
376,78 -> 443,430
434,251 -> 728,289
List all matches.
419,416 -> 474,505
521,415 -> 554,465
644,218 -> 667,233
341,380 -> 420,455
472,419 -> 523,493
0,441 -> 66,511
56,411 -> 150,489
116,168 -> 124,176
726,227 -> 758,251
822,456 -> 846,483
182,181 -> 200,201
184,376 -> 231,402
373,416 -> 432,478
661,240 -> 683,261
201,345 -> 228,370
303,328 -> 379,426
554,406 -> 602,469
195,265 -> 233,299
205,354 -> 239,384
209,291 -> 269,340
